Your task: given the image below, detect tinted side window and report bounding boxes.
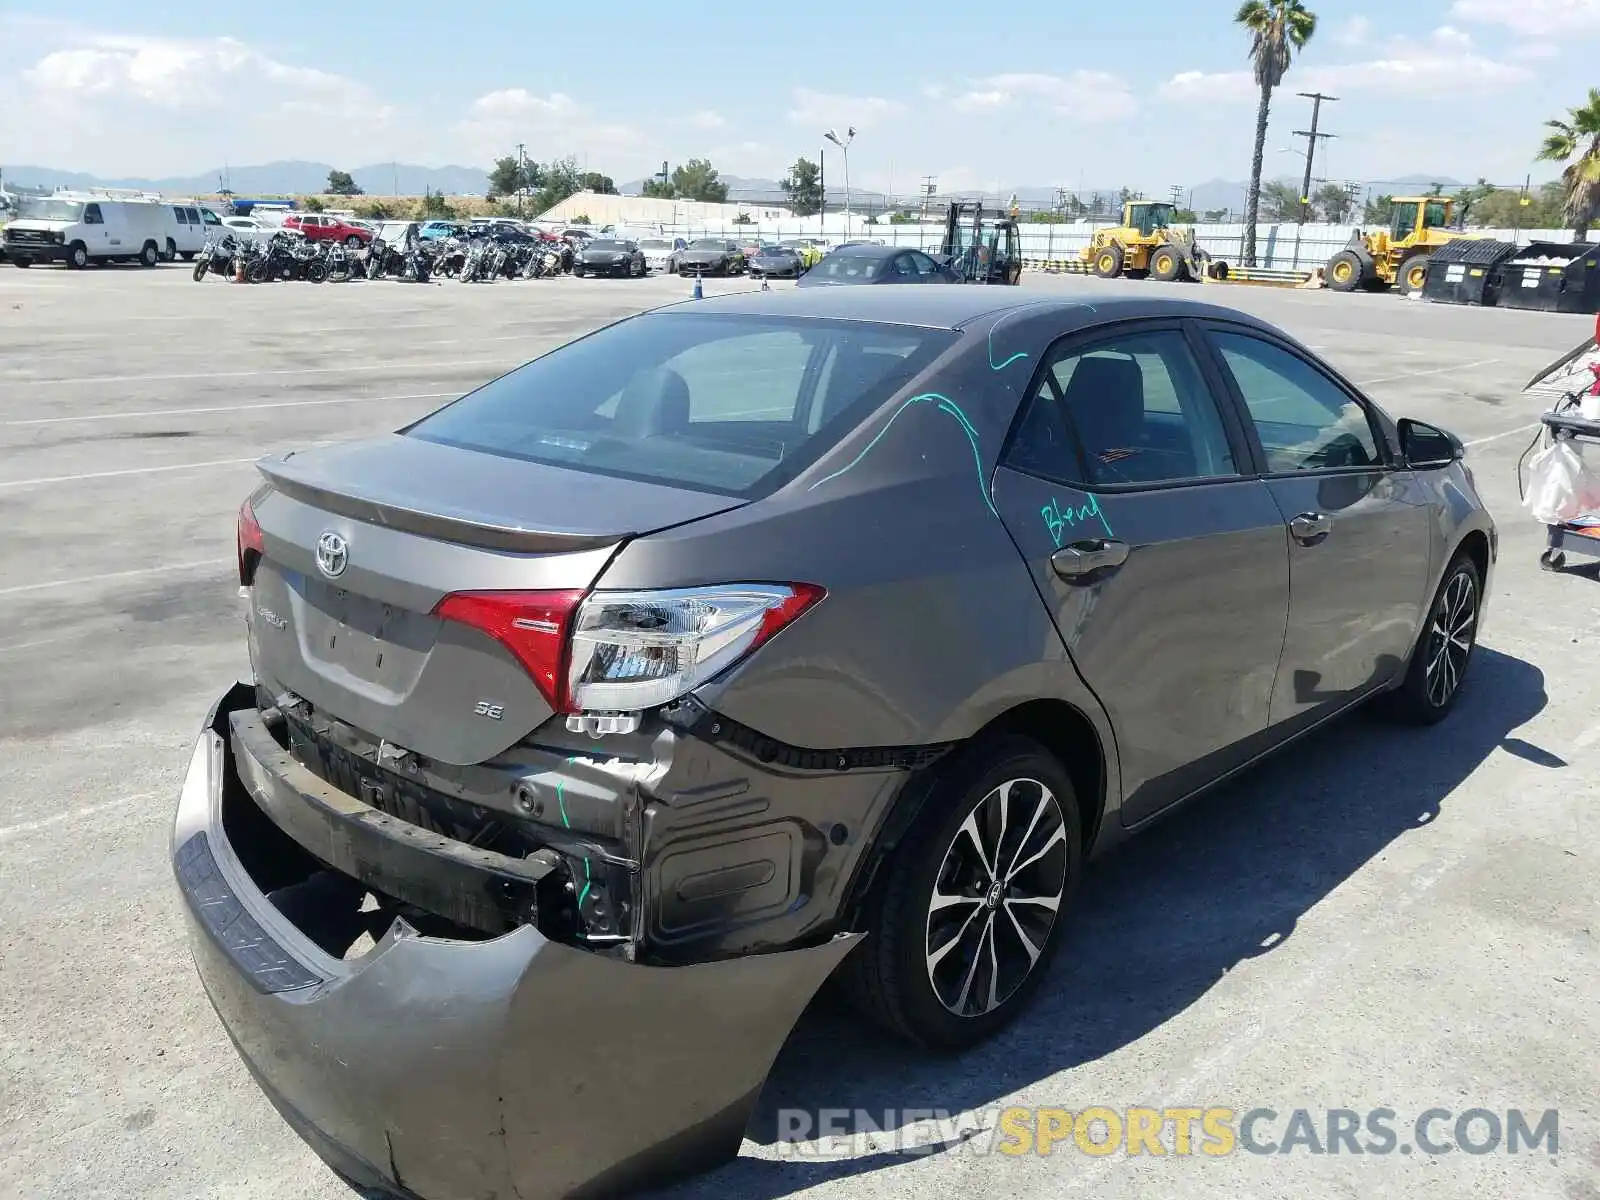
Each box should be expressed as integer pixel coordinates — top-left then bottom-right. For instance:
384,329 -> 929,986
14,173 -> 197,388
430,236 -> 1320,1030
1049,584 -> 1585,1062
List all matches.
1007,329 -> 1238,487
1213,332 -> 1381,473
173,207 -> 188,223
84,204 -> 104,225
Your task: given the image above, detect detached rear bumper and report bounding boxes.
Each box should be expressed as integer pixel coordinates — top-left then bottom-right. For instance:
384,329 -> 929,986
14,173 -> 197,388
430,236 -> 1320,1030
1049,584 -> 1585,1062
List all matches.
172,684 -> 860,1200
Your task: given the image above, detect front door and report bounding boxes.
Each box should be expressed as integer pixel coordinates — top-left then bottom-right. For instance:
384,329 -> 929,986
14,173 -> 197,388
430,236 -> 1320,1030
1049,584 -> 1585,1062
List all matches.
1201,326 -> 1433,724
992,320 -> 1291,825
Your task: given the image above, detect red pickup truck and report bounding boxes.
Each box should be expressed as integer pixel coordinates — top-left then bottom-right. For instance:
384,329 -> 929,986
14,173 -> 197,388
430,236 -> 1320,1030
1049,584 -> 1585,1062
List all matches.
282,214 -> 372,246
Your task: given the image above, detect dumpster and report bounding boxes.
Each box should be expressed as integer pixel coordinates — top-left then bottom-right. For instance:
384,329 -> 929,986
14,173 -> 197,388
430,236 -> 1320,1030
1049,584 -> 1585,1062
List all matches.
1497,241 -> 1600,314
1421,238 -> 1519,306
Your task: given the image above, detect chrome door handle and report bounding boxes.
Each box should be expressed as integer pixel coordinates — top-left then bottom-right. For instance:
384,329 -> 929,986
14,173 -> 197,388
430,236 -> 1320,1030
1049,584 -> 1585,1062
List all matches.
1290,512 -> 1332,545
1052,539 -> 1130,580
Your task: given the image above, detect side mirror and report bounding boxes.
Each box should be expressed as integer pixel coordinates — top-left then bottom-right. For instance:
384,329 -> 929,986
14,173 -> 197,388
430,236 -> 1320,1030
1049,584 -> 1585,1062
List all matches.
1398,418 -> 1464,468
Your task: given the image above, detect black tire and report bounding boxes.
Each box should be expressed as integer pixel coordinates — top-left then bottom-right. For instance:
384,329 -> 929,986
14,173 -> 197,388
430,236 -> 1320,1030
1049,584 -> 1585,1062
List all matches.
840,734 -> 1082,1051
67,243 -> 89,270
163,239 -> 178,262
1327,250 -> 1365,292
139,242 -> 159,268
573,265 -> 585,278
181,251 -> 196,262
1149,246 -> 1183,282
192,259 -> 208,282
1540,549 -> 1566,572
1092,243 -> 1124,279
306,262 -> 328,283
12,257 -> 31,269
246,261 -> 268,284
1398,253 -> 1431,296
1377,552 -> 1481,725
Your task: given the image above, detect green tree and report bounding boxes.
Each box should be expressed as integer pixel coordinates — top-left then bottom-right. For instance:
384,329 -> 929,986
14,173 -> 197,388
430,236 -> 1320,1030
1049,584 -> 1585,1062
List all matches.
580,172 -> 617,195
354,200 -> 395,220
732,212 -> 755,225
1174,208 -> 1199,223
417,188 -> 455,219
568,214 -> 591,225
642,178 -> 676,199
671,158 -> 729,203
325,169 -> 363,196
301,194 -> 326,213
1363,193 -> 1394,225
889,210 -> 919,224
1313,182 -> 1353,223
1537,88 -> 1600,240
780,157 -> 824,216
1259,179 -> 1301,220
530,157 -> 584,214
487,156 -> 527,200
1451,177 -> 1495,226
1236,0 -> 1318,265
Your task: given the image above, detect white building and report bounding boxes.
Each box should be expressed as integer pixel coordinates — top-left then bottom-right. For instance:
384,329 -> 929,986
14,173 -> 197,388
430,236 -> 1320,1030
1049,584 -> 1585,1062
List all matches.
536,190 -> 791,229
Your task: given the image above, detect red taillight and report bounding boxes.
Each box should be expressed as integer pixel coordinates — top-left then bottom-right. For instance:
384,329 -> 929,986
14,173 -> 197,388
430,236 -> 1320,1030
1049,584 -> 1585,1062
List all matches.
237,499 -> 265,587
433,590 -> 587,711
749,583 -> 826,652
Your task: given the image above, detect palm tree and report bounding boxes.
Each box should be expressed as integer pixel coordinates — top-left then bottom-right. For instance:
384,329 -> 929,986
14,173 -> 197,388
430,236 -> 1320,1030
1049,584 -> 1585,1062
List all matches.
1537,89 -> 1600,242
1236,0 -> 1317,266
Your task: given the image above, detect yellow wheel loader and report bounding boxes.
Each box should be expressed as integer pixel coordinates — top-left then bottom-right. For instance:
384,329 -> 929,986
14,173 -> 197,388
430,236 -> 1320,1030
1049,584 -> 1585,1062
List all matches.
1324,196 -> 1488,296
1080,200 -> 1214,282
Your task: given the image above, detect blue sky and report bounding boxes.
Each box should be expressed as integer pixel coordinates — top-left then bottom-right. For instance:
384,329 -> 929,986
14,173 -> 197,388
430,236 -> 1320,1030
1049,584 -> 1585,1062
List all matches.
0,1 -> 1595,194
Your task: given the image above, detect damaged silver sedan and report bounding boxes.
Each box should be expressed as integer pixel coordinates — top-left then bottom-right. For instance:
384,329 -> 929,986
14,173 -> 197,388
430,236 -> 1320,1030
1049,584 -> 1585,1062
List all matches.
173,287 -> 1491,1198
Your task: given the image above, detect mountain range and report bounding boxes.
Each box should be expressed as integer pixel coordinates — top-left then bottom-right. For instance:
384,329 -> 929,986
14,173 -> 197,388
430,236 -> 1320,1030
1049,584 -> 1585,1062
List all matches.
3,161 -> 1465,212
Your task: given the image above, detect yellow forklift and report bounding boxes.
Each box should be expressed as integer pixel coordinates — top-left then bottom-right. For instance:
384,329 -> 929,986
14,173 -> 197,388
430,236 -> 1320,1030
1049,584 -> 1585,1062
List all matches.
938,202 -> 1022,284
1081,200 -> 1213,281
1325,196 -> 1486,295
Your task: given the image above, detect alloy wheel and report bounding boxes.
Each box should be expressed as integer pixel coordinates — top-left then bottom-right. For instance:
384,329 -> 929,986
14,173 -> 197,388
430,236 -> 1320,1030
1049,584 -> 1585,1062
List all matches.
924,777 -> 1068,1018
1424,569 -> 1477,708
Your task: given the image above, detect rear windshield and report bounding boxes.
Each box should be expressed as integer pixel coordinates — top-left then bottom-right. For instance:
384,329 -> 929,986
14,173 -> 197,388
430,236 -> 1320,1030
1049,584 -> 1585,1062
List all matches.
404,314 -> 956,496
812,255 -> 883,280
588,239 -> 625,250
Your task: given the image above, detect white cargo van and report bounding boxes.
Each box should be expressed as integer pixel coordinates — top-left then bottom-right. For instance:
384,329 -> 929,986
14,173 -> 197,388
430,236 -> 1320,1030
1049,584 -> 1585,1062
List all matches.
163,201 -> 227,259
1,194 -> 183,268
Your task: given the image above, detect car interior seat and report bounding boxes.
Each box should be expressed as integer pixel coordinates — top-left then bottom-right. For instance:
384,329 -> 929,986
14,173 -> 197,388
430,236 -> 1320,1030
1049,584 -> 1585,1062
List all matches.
612,367 -> 692,438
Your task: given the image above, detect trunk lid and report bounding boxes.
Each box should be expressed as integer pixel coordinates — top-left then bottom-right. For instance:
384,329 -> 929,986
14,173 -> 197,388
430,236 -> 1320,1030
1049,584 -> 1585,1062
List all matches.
247,434 -> 745,766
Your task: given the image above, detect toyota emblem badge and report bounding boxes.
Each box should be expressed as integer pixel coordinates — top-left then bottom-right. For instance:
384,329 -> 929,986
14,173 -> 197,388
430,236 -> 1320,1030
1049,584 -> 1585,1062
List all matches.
315,531 -> 349,579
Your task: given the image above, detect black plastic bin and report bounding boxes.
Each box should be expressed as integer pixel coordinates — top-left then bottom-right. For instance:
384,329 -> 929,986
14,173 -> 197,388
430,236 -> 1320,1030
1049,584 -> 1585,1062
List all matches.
1497,241 -> 1600,313
1421,239 -> 1518,306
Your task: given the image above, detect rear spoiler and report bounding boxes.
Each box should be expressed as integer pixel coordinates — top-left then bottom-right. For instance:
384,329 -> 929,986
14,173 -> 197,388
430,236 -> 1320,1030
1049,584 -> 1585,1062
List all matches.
255,453 -> 624,555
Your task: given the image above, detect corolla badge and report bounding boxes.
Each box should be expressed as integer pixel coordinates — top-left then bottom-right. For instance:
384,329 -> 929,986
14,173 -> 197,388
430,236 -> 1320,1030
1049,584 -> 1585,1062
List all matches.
315,531 -> 349,579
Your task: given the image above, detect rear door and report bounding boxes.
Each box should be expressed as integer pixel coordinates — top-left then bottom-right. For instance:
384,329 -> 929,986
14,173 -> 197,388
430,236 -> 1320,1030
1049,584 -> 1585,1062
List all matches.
1197,323 -> 1432,723
992,319 -> 1291,825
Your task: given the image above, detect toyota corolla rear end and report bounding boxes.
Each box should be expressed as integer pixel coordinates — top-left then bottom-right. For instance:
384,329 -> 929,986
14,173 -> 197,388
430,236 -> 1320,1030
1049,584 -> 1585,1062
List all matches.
172,304 -> 968,1199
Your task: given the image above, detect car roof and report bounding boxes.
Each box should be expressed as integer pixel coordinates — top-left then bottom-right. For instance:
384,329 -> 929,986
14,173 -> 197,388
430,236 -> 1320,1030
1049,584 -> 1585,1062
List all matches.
827,244 -> 902,259
671,288 -> 1287,335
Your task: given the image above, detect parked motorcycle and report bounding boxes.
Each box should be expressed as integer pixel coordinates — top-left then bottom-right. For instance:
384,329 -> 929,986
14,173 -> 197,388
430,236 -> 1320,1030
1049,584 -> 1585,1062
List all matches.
192,234 -> 239,281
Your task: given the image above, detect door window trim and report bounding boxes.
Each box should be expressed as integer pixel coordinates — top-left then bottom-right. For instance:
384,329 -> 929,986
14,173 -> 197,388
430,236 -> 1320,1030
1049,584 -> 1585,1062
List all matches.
1193,319 -> 1398,477
999,317 -> 1257,494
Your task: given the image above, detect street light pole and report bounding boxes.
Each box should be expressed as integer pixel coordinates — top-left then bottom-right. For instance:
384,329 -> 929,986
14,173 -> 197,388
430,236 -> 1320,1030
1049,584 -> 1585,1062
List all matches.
825,126 -> 855,240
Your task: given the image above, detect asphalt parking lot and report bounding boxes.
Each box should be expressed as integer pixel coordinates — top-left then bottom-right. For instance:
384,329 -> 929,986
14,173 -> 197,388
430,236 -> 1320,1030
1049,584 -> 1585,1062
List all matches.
1,264 -> 1597,1200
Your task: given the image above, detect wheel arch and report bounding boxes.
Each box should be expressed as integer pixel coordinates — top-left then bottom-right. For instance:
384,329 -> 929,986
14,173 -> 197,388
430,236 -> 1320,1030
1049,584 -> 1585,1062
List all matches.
839,696 -> 1111,930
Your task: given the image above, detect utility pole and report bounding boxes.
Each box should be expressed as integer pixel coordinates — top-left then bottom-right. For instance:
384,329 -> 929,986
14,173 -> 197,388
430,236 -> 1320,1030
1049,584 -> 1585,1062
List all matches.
515,142 -> 525,216
1169,184 -> 1184,209
1293,92 -> 1338,223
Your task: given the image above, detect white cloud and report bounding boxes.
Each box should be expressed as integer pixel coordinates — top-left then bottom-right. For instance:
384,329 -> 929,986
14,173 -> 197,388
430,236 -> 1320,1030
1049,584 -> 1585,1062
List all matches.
1159,28 -> 1528,104
950,71 -> 1137,120
1334,15 -> 1372,46
453,88 -> 643,164
786,88 -> 907,130
8,32 -> 393,175
1451,0 -> 1600,36
687,110 -> 726,130
1158,70 -> 1256,103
